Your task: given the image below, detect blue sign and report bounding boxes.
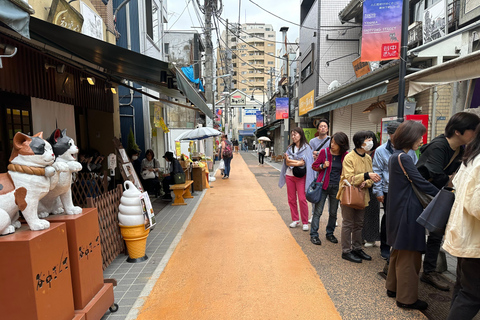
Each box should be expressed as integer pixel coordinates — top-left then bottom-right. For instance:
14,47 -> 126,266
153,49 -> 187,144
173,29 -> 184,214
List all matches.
238,130 -> 255,136
245,109 -> 257,115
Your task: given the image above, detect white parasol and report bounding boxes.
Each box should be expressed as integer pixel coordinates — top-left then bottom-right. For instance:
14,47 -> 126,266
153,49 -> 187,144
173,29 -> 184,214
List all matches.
175,127 -> 222,141
258,136 -> 271,142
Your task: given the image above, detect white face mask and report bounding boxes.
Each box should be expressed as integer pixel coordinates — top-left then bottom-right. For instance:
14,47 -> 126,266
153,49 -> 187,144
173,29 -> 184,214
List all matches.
363,140 -> 374,152
132,156 -> 138,160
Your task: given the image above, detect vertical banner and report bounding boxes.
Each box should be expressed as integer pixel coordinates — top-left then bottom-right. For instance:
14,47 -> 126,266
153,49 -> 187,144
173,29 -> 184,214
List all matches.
256,111 -> 264,128
361,0 -> 403,61
175,141 -> 181,157
276,97 -> 289,120
299,90 -> 314,116
154,104 -> 162,127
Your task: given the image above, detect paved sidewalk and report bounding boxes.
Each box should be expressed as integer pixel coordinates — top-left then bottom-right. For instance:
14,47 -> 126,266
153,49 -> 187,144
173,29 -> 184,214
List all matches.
134,153 -> 341,319
101,190 -> 206,320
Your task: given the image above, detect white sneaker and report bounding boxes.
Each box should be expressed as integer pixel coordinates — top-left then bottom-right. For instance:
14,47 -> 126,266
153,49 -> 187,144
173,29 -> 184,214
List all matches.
302,224 -> 309,231
289,221 -> 300,228
364,241 -> 376,247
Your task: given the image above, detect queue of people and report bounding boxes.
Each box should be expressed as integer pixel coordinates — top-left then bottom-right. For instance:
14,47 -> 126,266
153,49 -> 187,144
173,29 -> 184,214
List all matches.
277,113 -> 480,317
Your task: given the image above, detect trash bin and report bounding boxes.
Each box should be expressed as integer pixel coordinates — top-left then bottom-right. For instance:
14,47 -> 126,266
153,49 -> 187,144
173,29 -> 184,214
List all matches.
265,147 -> 270,157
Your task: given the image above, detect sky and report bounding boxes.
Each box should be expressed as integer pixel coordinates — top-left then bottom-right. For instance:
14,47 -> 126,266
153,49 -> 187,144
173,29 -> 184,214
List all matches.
165,0 -> 301,45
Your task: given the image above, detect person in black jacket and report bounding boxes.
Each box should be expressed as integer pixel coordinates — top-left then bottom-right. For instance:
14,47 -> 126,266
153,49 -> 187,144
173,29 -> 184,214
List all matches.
416,112 -> 480,291
161,151 -> 184,201
386,121 -> 439,311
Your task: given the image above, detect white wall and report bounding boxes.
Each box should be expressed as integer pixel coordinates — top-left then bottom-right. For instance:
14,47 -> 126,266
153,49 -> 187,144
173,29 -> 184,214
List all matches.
31,98 -> 76,142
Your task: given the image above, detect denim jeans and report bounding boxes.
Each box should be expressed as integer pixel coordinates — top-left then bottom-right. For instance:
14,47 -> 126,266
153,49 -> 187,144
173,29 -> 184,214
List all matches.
223,157 -> 232,177
310,184 -> 339,238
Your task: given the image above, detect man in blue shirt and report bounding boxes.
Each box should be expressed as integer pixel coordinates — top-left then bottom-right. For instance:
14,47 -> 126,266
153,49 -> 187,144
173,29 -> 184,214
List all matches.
372,121 -> 417,263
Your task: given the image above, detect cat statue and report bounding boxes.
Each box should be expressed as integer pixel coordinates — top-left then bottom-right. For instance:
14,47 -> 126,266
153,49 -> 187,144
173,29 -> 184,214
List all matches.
0,132 -> 67,235
38,129 -> 83,217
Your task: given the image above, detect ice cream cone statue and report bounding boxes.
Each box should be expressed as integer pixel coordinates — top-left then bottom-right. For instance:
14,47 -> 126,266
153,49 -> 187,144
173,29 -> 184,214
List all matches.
118,181 -> 149,262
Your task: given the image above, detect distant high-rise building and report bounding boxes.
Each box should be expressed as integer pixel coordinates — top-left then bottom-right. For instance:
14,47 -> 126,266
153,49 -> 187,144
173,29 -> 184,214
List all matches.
216,23 -> 276,100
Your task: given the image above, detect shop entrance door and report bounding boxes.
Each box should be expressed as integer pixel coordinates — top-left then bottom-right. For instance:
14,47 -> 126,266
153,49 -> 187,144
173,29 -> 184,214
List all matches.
0,92 -> 32,172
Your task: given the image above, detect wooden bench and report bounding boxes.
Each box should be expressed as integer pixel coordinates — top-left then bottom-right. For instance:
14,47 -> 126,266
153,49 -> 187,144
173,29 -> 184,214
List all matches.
170,180 -> 194,206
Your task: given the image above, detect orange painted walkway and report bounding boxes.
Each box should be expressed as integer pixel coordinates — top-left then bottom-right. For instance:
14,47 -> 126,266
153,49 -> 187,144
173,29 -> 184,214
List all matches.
136,154 -> 341,319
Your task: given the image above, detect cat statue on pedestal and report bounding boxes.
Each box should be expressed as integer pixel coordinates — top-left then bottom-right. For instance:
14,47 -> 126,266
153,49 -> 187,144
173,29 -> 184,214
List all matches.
38,129 -> 83,218
0,132 -> 67,235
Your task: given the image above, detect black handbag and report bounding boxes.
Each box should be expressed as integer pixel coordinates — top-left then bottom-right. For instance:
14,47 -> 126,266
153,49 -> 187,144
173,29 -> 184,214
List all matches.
306,169 -> 327,203
398,154 -> 434,209
173,172 -> 186,184
416,187 -> 455,235
293,166 -> 306,178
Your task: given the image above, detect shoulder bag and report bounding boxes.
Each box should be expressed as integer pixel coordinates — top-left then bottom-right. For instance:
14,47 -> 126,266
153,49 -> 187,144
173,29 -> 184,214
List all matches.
316,137 -> 330,152
398,153 -> 434,209
341,176 -> 366,210
306,151 -> 328,203
416,186 -> 455,235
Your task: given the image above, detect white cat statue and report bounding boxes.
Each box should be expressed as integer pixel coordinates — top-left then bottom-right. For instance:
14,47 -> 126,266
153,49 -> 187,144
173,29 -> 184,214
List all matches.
0,132 -> 64,235
38,129 -> 83,218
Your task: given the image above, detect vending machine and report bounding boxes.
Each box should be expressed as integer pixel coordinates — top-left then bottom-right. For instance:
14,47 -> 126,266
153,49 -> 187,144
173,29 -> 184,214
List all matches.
380,114 -> 429,145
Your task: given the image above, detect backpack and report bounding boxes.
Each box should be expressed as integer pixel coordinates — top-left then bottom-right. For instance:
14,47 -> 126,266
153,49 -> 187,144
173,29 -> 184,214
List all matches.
223,141 -> 233,158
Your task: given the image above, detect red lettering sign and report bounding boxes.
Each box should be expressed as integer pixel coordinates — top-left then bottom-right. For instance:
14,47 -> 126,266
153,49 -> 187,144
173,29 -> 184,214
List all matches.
381,43 -> 399,59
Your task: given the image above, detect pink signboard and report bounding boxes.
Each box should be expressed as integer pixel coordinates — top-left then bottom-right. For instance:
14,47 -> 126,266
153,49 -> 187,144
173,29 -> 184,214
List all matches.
275,97 -> 289,120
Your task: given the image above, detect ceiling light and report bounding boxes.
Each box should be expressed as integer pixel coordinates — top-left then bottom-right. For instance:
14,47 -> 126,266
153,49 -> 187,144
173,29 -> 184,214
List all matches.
45,63 -> 65,74
80,77 -> 95,85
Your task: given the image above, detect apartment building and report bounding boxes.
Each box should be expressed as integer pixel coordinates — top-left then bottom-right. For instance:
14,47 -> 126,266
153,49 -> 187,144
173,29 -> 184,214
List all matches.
216,23 -> 276,100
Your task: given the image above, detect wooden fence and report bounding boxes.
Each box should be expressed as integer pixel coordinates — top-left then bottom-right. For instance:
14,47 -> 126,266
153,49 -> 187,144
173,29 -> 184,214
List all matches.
87,184 -> 125,270
72,172 -> 109,208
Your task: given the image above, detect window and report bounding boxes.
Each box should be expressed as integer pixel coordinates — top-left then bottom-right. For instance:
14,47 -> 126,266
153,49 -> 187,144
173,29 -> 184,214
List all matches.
241,80 -> 246,83
242,88 -> 247,92
145,0 -> 159,43
301,62 -> 312,81
266,28 -> 271,31
241,54 -> 246,57
268,35 -> 274,38
242,63 -> 246,66
268,43 -> 274,46
268,61 -> 274,65
164,43 -> 169,55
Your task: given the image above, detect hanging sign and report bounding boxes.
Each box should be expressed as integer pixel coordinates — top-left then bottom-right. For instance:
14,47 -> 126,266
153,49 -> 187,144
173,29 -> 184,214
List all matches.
158,117 -> 169,133
256,111 -> 264,128
299,90 -> 314,116
276,97 -> 289,120
361,0 -> 403,61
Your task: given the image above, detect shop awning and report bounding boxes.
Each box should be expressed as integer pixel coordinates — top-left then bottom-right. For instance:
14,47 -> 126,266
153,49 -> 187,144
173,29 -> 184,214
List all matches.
406,50 -> 480,96
308,80 -> 389,116
21,17 -> 213,118
175,67 -> 213,118
254,120 -> 282,137
0,0 -> 34,38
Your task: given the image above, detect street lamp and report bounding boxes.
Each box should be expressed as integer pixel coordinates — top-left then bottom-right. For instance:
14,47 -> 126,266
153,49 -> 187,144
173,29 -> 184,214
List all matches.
251,87 -> 267,124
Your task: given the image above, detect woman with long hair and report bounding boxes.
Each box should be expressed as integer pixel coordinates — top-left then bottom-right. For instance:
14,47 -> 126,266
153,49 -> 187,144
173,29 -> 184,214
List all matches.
336,131 -> 381,263
278,127 -> 315,231
310,132 -> 349,245
443,124 -> 480,319
386,121 -> 438,311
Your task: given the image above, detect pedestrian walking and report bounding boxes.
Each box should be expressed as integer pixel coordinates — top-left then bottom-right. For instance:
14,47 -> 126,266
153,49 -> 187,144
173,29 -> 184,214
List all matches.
385,121 -> 438,311
336,131 -> 380,263
362,131 -> 381,248
309,119 -> 330,160
258,141 -> 266,165
372,122 -> 417,262
444,124 -> 480,320
279,127 -> 315,231
221,135 -> 233,179
244,140 -> 248,152
416,112 -> 480,291
310,132 -> 349,245
233,139 -> 239,153
252,140 -> 256,152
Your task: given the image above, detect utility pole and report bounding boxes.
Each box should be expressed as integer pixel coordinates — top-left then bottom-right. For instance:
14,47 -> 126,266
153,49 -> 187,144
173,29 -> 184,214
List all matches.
269,67 -> 274,124
203,0 -> 215,158
225,19 -> 231,138
280,26 -> 289,152
397,0 -> 408,121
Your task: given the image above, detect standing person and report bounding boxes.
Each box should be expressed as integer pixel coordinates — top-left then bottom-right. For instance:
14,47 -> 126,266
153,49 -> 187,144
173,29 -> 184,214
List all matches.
244,140 -> 248,152
362,131 -> 381,247
141,149 -> 162,197
444,125 -> 480,320
386,121 -> 439,311
372,122 -> 418,261
336,131 -> 381,263
221,135 -> 233,179
233,139 -> 239,153
310,132 -> 349,245
252,140 -> 256,152
279,127 -> 315,231
416,112 -> 480,291
309,119 -> 331,160
258,141 -> 266,166
161,151 -> 184,201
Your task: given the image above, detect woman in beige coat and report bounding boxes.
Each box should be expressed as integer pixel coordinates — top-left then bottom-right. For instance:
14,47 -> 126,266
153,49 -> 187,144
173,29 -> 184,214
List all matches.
443,125 -> 480,320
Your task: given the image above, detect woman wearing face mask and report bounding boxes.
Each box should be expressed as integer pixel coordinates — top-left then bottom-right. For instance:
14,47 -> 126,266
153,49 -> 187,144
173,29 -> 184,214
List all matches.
130,149 -> 142,180
385,121 -> 438,311
337,131 -> 381,263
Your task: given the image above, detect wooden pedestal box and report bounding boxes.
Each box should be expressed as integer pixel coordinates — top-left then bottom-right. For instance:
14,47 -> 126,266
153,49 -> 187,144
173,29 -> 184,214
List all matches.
192,167 -> 206,191
0,223 -> 75,320
75,283 -> 114,320
46,208 -> 104,310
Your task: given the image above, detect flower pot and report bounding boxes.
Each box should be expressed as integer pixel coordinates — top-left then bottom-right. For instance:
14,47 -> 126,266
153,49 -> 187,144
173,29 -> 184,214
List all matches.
119,224 -> 150,263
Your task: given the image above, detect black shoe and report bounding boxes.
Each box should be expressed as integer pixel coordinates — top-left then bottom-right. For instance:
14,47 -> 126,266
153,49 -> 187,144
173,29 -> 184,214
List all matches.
396,299 -> 428,310
326,234 -> 338,243
420,272 -> 450,291
342,252 -> 362,263
386,290 -> 396,298
353,249 -> 372,261
310,237 -> 322,245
